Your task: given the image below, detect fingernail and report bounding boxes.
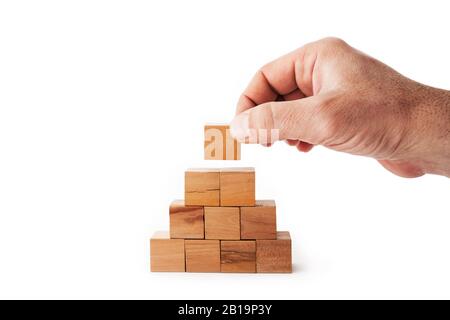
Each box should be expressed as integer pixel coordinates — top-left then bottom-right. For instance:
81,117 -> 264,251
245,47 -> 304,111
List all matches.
230,111 -> 250,142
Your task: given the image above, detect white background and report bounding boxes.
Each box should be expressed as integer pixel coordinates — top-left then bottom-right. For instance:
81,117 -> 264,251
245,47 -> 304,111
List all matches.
0,0 -> 449,299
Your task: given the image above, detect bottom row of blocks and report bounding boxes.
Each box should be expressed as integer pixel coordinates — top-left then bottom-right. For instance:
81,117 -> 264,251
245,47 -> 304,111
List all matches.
151,231 -> 292,273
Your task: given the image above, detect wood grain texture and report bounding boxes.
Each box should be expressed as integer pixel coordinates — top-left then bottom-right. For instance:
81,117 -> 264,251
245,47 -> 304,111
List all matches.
256,231 -> 292,273
204,206 -> 240,240
185,240 -> 221,272
221,240 -> 256,273
240,200 -> 276,240
219,167 -> 255,206
185,168 -> 220,206
204,124 -> 241,160
150,231 -> 185,272
169,200 -> 204,239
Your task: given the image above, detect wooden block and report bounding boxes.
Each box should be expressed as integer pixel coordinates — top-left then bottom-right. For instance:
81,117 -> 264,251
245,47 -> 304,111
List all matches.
204,124 -> 241,160
219,167 -> 255,206
204,207 -> 240,240
185,168 -> 220,206
185,240 -> 221,272
221,240 -> 256,273
256,231 -> 292,273
240,200 -> 276,240
150,231 -> 185,272
169,200 -> 204,239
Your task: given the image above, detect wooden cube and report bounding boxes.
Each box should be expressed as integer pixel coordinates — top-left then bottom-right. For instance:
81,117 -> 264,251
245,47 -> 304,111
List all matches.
240,200 -> 276,240
219,167 -> 255,206
204,207 -> 240,240
169,200 -> 204,239
256,231 -> 292,273
185,240 -> 221,272
185,168 -> 220,206
204,124 -> 241,160
221,240 -> 256,273
150,231 -> 185,272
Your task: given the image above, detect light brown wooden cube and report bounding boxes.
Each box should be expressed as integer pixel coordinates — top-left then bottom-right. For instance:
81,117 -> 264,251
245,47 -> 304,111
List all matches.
169,200 -> 204,239
204,207 -> 240,240
185,168 -> 220,206
150,231 -> 185,272
221,240 -> 256,273
185,240 -> 221,272
256,231 -> 292,273
219,167 -> 255,206
240,200 -> 276,240
204,124 -> 241,160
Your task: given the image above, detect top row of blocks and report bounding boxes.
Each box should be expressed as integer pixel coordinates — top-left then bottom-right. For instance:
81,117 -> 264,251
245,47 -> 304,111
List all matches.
185,168 -> 255,207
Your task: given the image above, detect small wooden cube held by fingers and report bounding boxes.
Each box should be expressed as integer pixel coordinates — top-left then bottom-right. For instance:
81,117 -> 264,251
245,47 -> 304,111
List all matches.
204,124 -> 241,160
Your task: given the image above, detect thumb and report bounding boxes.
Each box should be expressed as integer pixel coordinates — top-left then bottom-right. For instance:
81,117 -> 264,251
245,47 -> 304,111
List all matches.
230,96 -> 324,144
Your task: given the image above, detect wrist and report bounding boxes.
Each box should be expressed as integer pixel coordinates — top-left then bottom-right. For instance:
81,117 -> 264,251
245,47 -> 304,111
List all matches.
407,85 -> 450,177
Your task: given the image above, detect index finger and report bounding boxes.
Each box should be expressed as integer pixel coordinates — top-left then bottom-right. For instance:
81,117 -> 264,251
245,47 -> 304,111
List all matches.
236,50 -> 300,115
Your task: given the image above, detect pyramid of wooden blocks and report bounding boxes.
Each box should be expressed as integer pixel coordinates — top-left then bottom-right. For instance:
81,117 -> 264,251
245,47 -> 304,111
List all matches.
150,167 -> 292,273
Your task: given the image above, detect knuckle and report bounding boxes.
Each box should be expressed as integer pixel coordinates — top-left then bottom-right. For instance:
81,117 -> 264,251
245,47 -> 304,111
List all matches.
322,36 -> 347,46
319,37 -> 349,51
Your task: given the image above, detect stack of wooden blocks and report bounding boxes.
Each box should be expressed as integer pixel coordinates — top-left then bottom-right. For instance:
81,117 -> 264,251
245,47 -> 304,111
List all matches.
150,125 -> 292,273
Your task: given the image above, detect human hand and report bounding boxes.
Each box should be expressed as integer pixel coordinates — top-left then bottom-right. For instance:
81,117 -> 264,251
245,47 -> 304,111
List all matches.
230,38 -> 450,178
